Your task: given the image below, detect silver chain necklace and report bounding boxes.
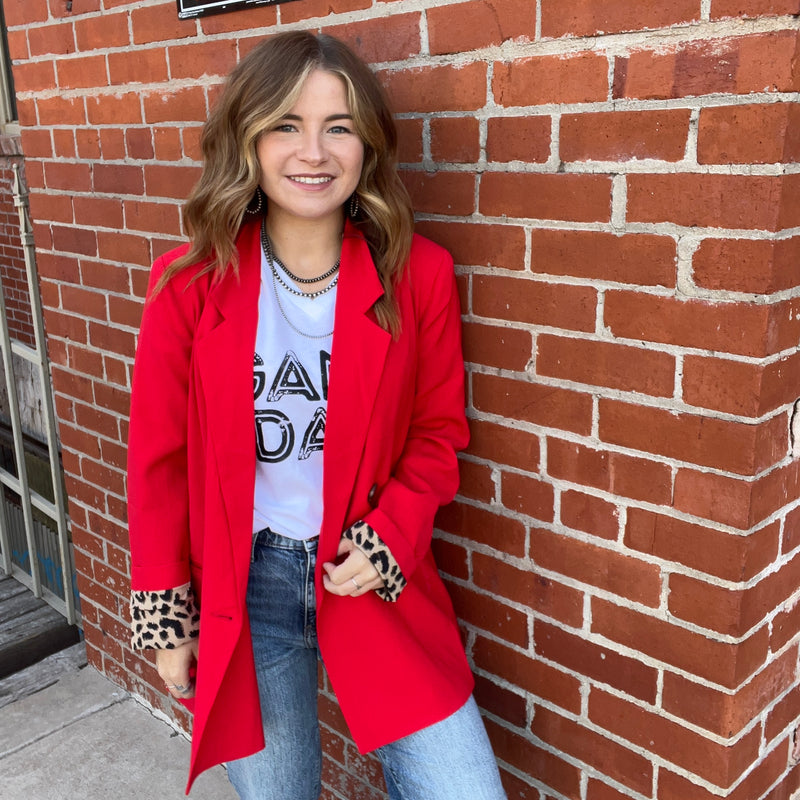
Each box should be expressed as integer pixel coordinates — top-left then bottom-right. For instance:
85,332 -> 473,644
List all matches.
261,218 -> 340,289
270,268 -> 335,339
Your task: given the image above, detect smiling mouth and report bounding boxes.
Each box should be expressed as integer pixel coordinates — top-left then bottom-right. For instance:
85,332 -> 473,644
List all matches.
290,176 -> 333,185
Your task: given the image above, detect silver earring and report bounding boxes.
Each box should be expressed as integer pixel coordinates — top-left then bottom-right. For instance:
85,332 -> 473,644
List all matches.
246,187 -> 263,215
349,193 -> 359,218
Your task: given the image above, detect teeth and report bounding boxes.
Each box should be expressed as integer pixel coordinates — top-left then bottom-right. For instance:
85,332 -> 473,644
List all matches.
291,176 -> 331,184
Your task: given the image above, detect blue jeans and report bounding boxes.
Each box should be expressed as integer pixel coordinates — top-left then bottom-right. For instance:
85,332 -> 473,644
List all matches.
226,529 -> 507,800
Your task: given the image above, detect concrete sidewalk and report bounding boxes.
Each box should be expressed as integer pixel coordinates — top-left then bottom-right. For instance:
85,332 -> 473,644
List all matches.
0,644 -> 237,800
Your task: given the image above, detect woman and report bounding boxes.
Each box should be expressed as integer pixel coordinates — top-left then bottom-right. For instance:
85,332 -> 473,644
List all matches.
127,31 -> 506,800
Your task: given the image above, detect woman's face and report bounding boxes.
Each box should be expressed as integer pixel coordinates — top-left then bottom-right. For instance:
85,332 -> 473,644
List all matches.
257,69 -> 365,228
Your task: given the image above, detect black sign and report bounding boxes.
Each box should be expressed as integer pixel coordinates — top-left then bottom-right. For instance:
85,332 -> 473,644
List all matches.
177,0 -> 294,19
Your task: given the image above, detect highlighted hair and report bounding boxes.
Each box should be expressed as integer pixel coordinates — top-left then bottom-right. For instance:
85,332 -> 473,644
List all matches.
156,31 -> 414,336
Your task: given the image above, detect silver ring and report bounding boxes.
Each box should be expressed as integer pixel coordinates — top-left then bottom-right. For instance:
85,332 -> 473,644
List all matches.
351,577 -> 361,591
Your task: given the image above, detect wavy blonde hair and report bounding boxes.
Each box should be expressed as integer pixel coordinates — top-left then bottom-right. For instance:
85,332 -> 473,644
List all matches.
156,31 -> 414,336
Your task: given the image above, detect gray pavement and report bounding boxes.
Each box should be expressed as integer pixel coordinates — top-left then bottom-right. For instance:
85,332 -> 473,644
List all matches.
0,644 -> 237,800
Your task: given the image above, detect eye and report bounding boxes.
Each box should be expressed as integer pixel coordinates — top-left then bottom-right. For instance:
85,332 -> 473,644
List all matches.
328,124 -> 354,135
272,122 -> 297,133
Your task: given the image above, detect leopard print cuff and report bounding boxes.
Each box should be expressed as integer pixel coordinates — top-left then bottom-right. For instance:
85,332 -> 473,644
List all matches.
343,521 -> 407,602
130,584 -> 200,650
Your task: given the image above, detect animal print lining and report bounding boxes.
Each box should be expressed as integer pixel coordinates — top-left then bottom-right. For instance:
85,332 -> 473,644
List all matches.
343,521 -> 407,602
130,583 -> 200,650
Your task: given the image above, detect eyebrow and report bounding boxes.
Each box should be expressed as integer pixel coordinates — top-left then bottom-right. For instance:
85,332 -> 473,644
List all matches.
281,113 -> 354,122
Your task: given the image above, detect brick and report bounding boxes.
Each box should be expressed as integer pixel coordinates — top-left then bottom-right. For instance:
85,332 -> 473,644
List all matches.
532,706 -> 654,795
473,550 -> 584,627
766,683 -> 800,743
711,0 -> 800,17
75,11 -> 129,51
692,237 -> 800,294
589,687 -> 761,786
153,128 -> 183,162
74,196 -> 124,230
97,232 -> 150,268
699,103 -> 800,164
124,200 -> 181,236
379,63 -> 487,113
532,527 -> 661,607
548,438 -> 672,506
538,335 -> 675,397
628,173 -> 786,231
672,469 -> 758,530
109,48 -> 168,86
395,118 -> 423,163
480,172 -> 611,222
43,161 -> 91,193
560,490 -> 619,541
431,536 -> 469,581
542,0 -> 699,36
473,373 -> 593,435
615,32 -> 800,100
4,0 -> 49,26
326,13 -> 421,63
604,291 -> 775,358
168,38 -> 239,80
486,115 -> 551,163
86,93 -> 143,126
428,0 -> 536,55
20,129 -> 52,160
536,621 -> 658,704
99,129 -> 126,160
561,109 -> 691,162
28,22 -> 76,56
29,192 -> 72,224
467,418 -> 540,472
501,470 -> 554,522
126,129 -> 154,160
475,636 -> 582,714
35,96 -> 85,128
52,129 -> 76,159
143,87 -> 207,124
446,582 -> 528,647
37,251 -> 80,283
61,285 -> 107,320
485,717 -> 582,797
81,261 -> 131,295
89,320 -> 136,359
532,229 -> 677,287
415,221 -> 526,271
592,597 -> 769,688
473,674 -> 527,728
436,500 -> 527,557
601,399 -> 787,476
130,3 -> 197,44
199,6 -> 277,35
60,422 -> 101,460
14,60 -> 57,94
473,274 -> 597,330
399,170 -> 475,216
455,458 -> 494,504
430,117 -> 480,163
94,163 -> 144,196
462,321 -> 532,370
6,29 -> 28,61
144,164 -> 201,200
660,741 -> 793,800
494,52 -> 608,106
52,225 -> 97,257
282,0 -> 370,23
58,54 -> 108,90
108,296 -> 144,330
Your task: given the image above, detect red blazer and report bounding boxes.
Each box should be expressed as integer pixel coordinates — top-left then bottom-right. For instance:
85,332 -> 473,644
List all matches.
127,218 -> 473,791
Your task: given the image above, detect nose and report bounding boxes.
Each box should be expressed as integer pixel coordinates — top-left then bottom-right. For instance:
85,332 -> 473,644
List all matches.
297,130 -> 326,164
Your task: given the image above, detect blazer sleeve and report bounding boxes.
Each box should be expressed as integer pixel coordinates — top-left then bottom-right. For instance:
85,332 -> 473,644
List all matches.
127,253 -> 203,593
361,244 -> 469,587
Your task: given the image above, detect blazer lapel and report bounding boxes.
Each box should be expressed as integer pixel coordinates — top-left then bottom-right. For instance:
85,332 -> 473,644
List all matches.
193,220 -> 261,601
322,222 -> 391,553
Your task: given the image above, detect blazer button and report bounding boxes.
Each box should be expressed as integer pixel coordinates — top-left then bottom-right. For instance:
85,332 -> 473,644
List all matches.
367,483 -> 379,508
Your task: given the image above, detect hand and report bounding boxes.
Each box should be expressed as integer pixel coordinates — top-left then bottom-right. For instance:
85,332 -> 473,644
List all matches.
322,537 -> 382,598
155,639 -> 199,699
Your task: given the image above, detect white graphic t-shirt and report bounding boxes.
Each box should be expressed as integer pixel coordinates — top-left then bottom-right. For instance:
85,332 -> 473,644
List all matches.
252,247 -> 337,540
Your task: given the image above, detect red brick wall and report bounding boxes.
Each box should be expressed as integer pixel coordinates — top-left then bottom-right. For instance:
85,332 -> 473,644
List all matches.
6,0 -> 800,797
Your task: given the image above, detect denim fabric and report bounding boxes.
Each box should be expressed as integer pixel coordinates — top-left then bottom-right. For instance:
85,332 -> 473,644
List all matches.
226,529 -> 506,800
